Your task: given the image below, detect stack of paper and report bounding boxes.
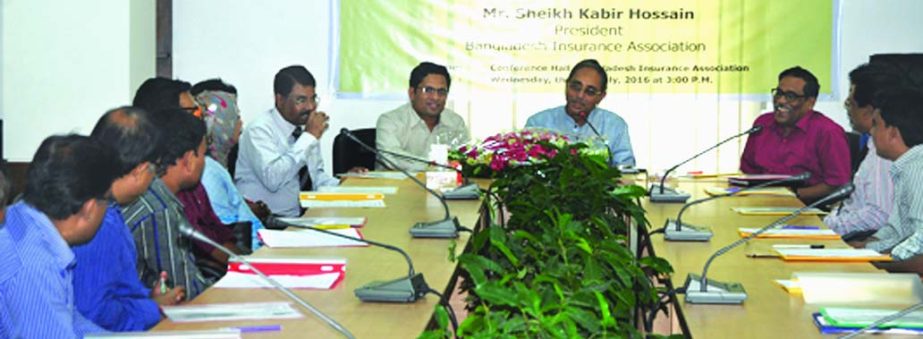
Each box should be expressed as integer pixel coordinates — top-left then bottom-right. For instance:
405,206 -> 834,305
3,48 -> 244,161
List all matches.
161,302 -> 303,322
87,329 -> 242,338
337,171 -> 416,180
258,228 -> 367,248
299,192 -> 385,208
732,207 -> 827,216
737,227 -> 840,239
819,307 -> 923,330
318,186 -> 398,195
704,186 -> 796,197
774,248 -> 891,262
728,174 -> 796,187
275,217 -> 367,228
214,257 -> 348,289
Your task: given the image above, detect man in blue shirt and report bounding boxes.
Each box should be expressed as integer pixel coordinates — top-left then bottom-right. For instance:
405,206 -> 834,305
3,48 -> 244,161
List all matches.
0,135 -> 119,338
72,106 -> 186,331
525,59 -> 636,167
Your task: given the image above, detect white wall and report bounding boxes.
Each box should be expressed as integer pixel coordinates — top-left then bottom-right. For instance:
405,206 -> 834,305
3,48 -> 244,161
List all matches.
1,0 -> 155,161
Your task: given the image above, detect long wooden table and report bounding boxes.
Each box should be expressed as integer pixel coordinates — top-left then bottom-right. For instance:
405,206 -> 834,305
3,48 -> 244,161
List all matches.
153,176 -> 483,338
645,177 -> 881,338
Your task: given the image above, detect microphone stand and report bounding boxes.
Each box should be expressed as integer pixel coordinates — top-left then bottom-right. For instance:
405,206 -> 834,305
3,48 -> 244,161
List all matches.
374,147 -> 480,200
340,129 -> 460,238
272,218 -> 430,303
649,126 -> 762,203
582,116 -> 615,167
664,172 -> 811,241
177,225 -> 355,339
683,184 -> 854,304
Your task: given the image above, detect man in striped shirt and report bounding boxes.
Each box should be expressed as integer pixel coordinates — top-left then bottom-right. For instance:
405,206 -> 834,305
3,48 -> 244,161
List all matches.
0,135 -> 119,337
852,87 -> 923,271
823,64 -> 900,237
122,108 -> 211,299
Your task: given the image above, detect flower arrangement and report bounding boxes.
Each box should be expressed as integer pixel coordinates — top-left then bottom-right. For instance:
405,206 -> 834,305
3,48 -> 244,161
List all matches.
450,129 -> 574,177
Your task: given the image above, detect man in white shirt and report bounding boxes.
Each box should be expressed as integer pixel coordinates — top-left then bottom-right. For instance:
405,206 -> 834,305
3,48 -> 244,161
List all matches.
376,62 -> 470,171
824,63 -> 899,237
235,65 -> 340,217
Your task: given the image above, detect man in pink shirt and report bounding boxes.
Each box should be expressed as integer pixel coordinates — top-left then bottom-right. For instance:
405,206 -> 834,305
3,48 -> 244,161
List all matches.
740,66 -> 851,204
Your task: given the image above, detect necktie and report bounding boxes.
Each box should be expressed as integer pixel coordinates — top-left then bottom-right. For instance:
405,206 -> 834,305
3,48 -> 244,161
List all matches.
291,128 -> 313,191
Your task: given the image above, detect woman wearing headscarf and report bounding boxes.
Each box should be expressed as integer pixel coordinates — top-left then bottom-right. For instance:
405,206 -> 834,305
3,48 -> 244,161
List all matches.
192,79 -> 265,250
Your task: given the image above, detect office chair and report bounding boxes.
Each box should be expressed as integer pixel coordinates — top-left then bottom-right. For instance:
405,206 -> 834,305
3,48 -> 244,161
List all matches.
332,128 -> 377,175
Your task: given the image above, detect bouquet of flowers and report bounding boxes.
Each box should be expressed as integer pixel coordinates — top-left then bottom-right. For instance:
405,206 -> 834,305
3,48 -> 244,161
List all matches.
450,129 -> 572,178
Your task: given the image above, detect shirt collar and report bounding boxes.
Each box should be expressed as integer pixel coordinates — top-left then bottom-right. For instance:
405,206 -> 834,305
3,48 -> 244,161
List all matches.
403,103 -> 442,131
557,106 -> 598,126
270,107 -> 300,137
793,109 -> 816,132
893,144 -> 923,175
149,178 -> 184,208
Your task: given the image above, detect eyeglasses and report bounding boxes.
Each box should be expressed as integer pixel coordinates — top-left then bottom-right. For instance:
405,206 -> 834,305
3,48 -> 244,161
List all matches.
294,94 -> 320,105
568,81 -> 602,97
417,86 -> 449,96
771,88 -> 807,102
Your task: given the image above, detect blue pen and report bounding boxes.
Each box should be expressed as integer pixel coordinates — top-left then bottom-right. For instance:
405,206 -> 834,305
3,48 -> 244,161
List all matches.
782,225 -> 820,230
224,324 -> 283,333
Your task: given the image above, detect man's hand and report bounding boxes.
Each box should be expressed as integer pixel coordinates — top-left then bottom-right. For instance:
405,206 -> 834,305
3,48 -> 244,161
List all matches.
305,111 -> 329,139
151,283 -> 186,306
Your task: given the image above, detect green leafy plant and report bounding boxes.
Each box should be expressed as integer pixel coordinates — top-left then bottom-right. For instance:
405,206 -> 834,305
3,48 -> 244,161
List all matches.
424,140 -> 674,338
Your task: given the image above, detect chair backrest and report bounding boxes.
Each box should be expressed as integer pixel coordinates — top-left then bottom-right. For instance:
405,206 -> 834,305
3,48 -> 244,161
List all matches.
845,131 -> 868,177
333,128 -> 377,175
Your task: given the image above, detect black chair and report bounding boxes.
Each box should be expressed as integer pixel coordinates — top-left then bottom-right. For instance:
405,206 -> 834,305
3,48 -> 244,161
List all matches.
845,131 -> 868,177
332,128 -> 377,175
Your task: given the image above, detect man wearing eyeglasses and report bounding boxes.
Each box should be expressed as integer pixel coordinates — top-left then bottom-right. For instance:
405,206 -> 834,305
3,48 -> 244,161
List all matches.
376,61 -> 470,171
525,59 -> 635,167
740,66 -> 851,204
236,65 -> 343,217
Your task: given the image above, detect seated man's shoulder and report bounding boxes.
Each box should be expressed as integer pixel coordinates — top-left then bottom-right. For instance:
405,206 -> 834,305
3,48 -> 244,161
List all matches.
0,229 -> 24,284
120,189 -> 166,226
809,111 -> 845,133
526,106 -> 564,126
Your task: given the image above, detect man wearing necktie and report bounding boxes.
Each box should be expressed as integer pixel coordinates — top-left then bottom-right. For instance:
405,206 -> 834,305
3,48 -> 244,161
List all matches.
235,65 -> 351,217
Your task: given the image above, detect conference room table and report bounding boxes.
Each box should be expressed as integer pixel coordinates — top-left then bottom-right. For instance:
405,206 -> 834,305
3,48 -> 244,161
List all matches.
153,175 -> 485,338
643,175 -> 883,338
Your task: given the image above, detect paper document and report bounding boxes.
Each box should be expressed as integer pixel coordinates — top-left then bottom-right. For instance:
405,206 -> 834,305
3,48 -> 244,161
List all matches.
318,185 -> 398,195
299,192 -> 385,208
214,257 -> 347,289
338,171 -> 416,180
86,330 -> 241,338
737,227 -> 840,239
774,279 -> 802,294
162,302 -> 302,322
301,200 -> 386,208
276,217 -> 367,228
820,307 -> 923,329
704,186 -> 795,197
258,228 -> 368,248
774,248 -> 891,262
732,207 -> 827,216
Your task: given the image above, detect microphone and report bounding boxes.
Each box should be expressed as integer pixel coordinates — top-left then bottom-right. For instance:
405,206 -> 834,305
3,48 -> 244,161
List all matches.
580,111 -> 615,167
176,224 -> 355,339
340,128 -> 461,238
663,171 -> 811,241
839,301 -> 923,338
373,147 -> 480,200
649,125 -> 762,203
270,218 -> 430,303
683,184 -> 854,304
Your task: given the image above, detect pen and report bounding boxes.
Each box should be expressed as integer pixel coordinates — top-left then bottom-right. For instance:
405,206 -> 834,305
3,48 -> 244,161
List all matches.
773,244 -> 825,249
222,324 -> 283,333
781,225 -> 821,230
159,271 -> 167,295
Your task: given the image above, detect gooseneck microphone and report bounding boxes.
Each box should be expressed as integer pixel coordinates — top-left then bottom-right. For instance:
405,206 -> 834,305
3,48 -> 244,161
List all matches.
684,184 -> 854,304
580,111 -> 614,166
177,224 -> 355,339
340,128 -> 461,238
271,218 -> 430,303
373,147 -> 480,200
649,125 -> 763,203
663,171 -> 811,241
